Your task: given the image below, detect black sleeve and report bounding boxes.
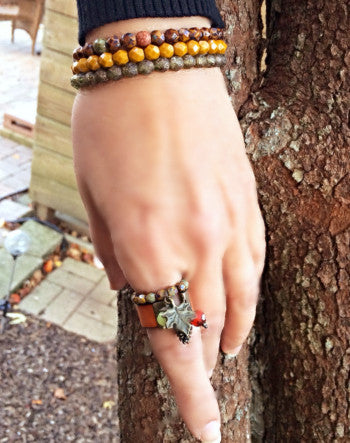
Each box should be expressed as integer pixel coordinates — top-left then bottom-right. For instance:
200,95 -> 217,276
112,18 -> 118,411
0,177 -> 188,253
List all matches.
77,0 -> 225,46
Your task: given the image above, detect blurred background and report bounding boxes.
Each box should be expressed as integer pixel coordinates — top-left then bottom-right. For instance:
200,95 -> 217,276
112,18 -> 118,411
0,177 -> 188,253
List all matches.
0,2 -> 119,440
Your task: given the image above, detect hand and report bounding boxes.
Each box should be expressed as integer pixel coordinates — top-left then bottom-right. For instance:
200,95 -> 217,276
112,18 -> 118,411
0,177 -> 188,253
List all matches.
71,20 -> 266,442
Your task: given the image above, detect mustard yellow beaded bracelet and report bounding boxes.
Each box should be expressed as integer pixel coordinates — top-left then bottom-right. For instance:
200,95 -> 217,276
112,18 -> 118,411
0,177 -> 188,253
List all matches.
71,26 -> 228,89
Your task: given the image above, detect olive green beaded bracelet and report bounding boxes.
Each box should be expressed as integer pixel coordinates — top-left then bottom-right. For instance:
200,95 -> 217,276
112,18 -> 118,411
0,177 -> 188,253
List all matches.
71,53 -> 226,89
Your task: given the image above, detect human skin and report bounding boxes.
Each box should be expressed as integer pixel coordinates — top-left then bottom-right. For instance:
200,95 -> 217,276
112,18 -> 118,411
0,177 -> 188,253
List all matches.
71,16 -> 266,442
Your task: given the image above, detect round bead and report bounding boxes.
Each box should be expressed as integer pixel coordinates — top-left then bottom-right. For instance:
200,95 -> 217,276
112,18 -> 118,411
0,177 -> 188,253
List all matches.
145,292 -> 156,303
216,40 -> 227,54
156,313 -> 167,328
136,30 -> 151,47
71,61 -> 80,74
106,35 -> 121,53
95,68 -> 108,83
137,294 -> 147,304
80,73 -> 93,87
159,42 -> 174,58
210,28 -> 220,39
93,38 -> 107,55
113,49 -> 129,65
121,62 -> 138,77
191,310 -> 207,327
156,289 -> 167,301
106,65 -> 123,81
198,40 -> 210,54
195,54 -> 208,67
169,56 -> 184,71
217,28 -> 224,39
144,44 -> 160,60
77,58 -> 89,73
164,28 -> 180,44
72,47 -> 83,60
71,74 -> 85,89
129,46 -> 145,62
137,59 -> 155,75
187,40 -> 200,56
200,27 -> 211,41
85,71 -> 97,85
208,39 -> 218,54
121,32 -> 137,50
173,41 -> 188,57
178,28 -> 190,42
182,54 -> 196,68
206,54 -> 216,67
87,55 -> 100,71
167,286 -> 178,298
177,279 -> 189,293
99,53 -> 114,68
189,27 -> 202,41
215,54 -> 227,66
151,30 -> 165,46
82,43 -> 94,57
153,57 -> 170,71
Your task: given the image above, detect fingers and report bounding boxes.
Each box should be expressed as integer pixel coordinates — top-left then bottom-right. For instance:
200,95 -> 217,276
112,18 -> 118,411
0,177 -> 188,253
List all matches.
189,258 -> 225,375
148,327 -> 221,442
220,237 -> 261,356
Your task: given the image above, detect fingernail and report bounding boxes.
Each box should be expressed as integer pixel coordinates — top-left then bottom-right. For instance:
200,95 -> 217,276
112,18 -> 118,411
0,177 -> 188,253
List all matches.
201,420 -> 221,442
225,345 -> 242,358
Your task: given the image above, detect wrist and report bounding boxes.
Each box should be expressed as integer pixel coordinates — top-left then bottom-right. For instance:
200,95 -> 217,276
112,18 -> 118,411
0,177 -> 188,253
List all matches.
85,16 -> 212,43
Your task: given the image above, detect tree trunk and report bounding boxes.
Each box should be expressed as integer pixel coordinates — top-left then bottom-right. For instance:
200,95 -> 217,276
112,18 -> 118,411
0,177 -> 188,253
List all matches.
117,0 -> 350,441
244,0 -> 350,441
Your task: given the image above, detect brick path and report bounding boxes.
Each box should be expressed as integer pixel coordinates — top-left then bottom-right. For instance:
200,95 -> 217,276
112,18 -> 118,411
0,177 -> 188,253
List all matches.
0,20 -> 117,344
20,259 -> 117,342
0,136 -> 33,198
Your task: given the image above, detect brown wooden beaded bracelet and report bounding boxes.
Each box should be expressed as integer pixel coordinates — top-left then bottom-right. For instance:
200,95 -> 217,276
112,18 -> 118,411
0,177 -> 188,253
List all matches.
73,26 -> 225,60
71,38 -> 227,76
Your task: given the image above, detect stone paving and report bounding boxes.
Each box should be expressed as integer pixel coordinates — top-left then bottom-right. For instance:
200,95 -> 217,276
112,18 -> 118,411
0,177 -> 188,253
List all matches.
20,259 -> 117,343
0,19 -> 117,344
0,136 -> 33,199
1,219 -> 117,343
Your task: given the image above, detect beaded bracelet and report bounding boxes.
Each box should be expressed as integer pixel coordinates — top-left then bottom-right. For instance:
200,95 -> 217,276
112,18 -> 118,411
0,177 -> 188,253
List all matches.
121,279 -> 208,344
71,53 -> 227,89
72,26 -> 225,60
71,26 -> 227,89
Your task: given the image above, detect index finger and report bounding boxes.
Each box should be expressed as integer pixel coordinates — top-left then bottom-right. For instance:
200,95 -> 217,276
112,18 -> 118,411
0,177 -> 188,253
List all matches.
148,327 -> 222,442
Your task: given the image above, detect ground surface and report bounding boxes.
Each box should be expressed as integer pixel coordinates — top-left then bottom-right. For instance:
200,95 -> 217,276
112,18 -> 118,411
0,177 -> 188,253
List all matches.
0,20 -> 121,443
0,315 -> 119,442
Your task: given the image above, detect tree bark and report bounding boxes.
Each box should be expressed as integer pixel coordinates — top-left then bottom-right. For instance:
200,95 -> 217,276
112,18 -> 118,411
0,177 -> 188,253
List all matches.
244,0 -> 350,441
117,0 -> 350,441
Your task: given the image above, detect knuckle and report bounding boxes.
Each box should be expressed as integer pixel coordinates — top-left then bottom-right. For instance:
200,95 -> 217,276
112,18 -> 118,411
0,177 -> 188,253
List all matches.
207,310 -> 226,333
235,276 -> 260,311
191,211 -> 223,251
253,241 -> 267,269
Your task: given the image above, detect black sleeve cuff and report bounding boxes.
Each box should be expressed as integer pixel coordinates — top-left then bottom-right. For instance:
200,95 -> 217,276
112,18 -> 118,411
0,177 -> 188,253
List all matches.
77,0 -> 226,46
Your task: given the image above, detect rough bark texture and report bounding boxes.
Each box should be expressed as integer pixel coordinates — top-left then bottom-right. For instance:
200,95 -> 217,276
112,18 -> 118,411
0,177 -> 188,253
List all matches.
244,0 -> 350,441
118,0 -> 350,441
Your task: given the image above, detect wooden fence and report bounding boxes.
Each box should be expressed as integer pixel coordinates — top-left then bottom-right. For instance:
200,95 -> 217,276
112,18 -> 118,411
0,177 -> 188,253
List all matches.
29,0 -> 87,224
